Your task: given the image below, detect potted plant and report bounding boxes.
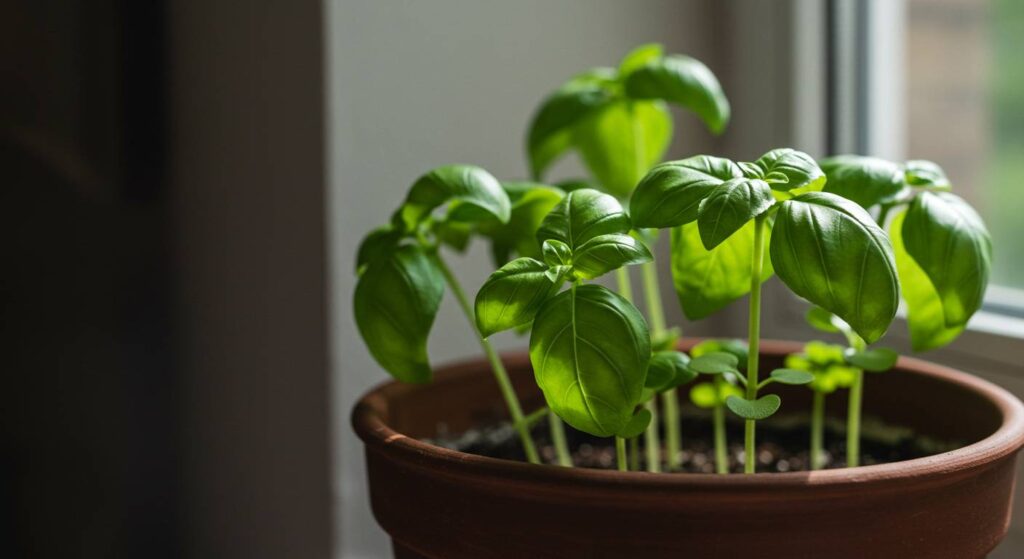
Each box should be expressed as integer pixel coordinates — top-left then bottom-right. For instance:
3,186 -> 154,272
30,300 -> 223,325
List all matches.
351,46 -> 1024,558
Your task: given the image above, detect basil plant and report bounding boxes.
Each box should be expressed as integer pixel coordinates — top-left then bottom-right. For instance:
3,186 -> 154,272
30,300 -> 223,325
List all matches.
354,164 -> 568,465
525,43 -> 731,472
631,148 -> 901,473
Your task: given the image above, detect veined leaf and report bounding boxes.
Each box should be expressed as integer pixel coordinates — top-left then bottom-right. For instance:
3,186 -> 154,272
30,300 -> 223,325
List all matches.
769,368 -> 815,385
670,220 -> 774,320
631,155 -> 743,228
475,258 -> 561,338
530,284 -> 651,437
571,233 -> 653,279
689,351 -> 739,374
820,155 -> 906,209
573,99 -> 672,198
806,306 -> 843,334
696,178 -> 774,250
623,54 -> 730,134
354,245 -> 443,383
355,226 -> 402,275
645,350 -> 696,392
904,160 -> 951,190
482,182 -> 564,266
770,192 -> 899,344
902,192 -> 991,327
399,165 -> 510,229
890,211 -> 966,350
754,148 -> 826,193
726,394 -> 781,420
542,239 -> 572,267
536,188 -> 631,251
527,82 -> 613,180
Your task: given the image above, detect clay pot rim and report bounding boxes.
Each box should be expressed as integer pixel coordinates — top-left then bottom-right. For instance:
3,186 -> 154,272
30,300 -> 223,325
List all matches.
352,339 -> 1024,489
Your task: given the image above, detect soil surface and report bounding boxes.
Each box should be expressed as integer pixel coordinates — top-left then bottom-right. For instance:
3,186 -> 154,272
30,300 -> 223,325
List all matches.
425,410 -> 961,473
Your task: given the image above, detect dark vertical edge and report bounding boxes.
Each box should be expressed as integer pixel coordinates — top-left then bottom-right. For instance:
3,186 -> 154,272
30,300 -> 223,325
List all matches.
855,0 -> 871,154
825,0 -> 838,156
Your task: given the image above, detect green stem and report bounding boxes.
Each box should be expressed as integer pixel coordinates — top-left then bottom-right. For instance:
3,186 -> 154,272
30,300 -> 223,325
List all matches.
744,215 -> 767,474
876,204 -> 893,228
662,390 -> 681,470
811,391 -> 825,470
431,253 -> 540,464
846,334 -> 866,467
616,436 -> 628,472
713,398 -> 729,474
640,259 -> 667,334
549,411 -> 572,467
644,399 -> 661,472
615,266 -> 634,302
629,436 -> 640,471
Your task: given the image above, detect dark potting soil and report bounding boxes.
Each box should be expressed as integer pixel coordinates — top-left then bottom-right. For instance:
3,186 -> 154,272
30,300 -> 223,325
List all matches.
424,410 -> 961,473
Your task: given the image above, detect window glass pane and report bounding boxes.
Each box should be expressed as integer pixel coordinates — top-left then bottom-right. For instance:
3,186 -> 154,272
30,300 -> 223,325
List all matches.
907,0 -> 1024,290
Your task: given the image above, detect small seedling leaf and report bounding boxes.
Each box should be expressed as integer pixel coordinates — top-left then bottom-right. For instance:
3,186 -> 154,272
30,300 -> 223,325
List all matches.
846,347 -> 899,372
689,351 -> 739,374
770,368 -> 815,385
725,394 -> 781,420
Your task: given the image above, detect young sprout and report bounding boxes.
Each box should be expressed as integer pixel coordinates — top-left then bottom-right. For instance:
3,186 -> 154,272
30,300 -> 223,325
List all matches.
631,149 -> 900,473
526,44 -> 731,470
784,340 -> 858,469
475,189 -> 654,470
354,165 -> 544,463
687,339 -> 747,473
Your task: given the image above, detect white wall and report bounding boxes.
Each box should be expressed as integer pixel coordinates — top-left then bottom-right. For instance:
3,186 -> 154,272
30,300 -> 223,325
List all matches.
326,1 -> 717,556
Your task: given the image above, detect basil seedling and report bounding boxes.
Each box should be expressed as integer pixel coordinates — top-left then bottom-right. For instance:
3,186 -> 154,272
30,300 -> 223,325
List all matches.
632,149 -> 900,473
686,340 -> 747,473
476,189 -> 654,471
354,165 -> 544,464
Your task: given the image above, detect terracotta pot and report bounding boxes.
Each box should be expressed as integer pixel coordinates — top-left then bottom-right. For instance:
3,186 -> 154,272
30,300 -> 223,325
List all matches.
352,339 -> 1024,559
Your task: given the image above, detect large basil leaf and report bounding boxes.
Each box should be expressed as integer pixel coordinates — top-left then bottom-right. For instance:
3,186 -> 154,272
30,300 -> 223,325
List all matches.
571,233 -> 653,279
399,165 -> 510,229
475,257 -> 561,338
902,192 -> 991,327
890,211 -> 965,350
696,177 -> 774,250
622,55 -> 730,135
904,160 -> 951,189
754,148 -> 826,193
618,43 -> 664,76
671,220 -> 774,320
630,155 -> 743,228
527,84 -> 612,180
530,284 -> 651,437
770,192 -> 899,344
536,188 -> 631,250
572,99 -> 672,198
353,245 -> 443,383
482,182 -> 564,265
820,155 -> 906,209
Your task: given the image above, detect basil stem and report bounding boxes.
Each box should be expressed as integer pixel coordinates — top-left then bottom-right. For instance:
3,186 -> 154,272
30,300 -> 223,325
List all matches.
549,411 -> 572,467
744,214 -> 768,474
713,377 -> 729,474
811,391 -> 825,470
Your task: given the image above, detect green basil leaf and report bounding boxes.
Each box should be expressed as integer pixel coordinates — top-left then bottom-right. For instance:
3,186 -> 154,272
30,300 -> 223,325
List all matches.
536,188 -> 631,251
622,54 -> 730,134
399,165 -> 510,229
617,408 -> 653,438
738,161 -> 765,179
353,245 -> 443,383
670,221 -> 774,320
691,339 -> 749,365
646,351 -> 696,392
754,148 -> 826,193
434,220 -> 472,252
820,155 -> 906,209
571,233 -> 653,279
696,178 -> 774,250
904,159 -> 951,189
725,394 -> 781,420
618,43 -> 664,76
846,347 -> 898,372
689,352 -> 739,375
554,177 -> 599,192
572,99 -> 672,198
902,192 -> 991,327
355,226 -> 402,275
770,192 -> 899,344
542,239 -> 572,266
481,182 -> 564,266
527,84 -> 613,180
630,155 -> 743,228
475,257 -> 561,338
890,211 -> 965,350
769,368 -> 815,385
530,284 -> 651,437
